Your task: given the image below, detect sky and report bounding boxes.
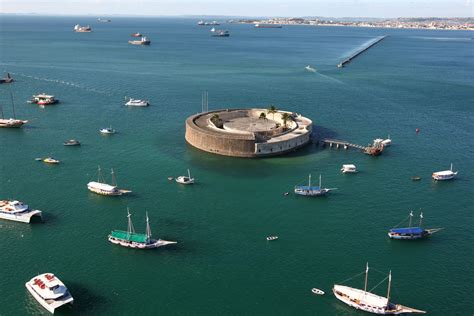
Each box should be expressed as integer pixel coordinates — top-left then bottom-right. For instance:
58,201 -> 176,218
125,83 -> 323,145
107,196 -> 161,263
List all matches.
1,0 -> 473,18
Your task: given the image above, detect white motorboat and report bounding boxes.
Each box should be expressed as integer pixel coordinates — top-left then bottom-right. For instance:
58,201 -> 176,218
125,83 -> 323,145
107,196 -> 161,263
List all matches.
341,164 -> 357,173
176,169 -> 195,184
432,163 -> 458,181
266,236 -> 278,241
43,157 -> 60,164
381,135 -> 392,147
125,98 -> 149,107
25,273 -> 74,314
0,200 -> 42,223
333,263 -> 426,314
311,288 -> 325,295
74,24 -> 91,32
87,166 -> 131,196
108,208 -> 177,249
100,127 -> 116,134
305,65 -> 317,72
294,174 -> 335,196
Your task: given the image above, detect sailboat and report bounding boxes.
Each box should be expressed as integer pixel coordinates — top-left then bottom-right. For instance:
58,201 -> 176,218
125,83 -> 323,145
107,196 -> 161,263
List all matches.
108,208 -> 177,249
388,211 -> 443,240
87,166 -> 131,196
294,174 -> 335,196
0,90 -> 28,128
432,163 -> 458,181
176,169 -> 195,184
333,263 -> 426,314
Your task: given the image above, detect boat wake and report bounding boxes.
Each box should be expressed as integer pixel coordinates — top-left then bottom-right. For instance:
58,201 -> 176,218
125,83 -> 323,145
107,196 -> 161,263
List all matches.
10,73 -> 114,96
410,36 -> 472,42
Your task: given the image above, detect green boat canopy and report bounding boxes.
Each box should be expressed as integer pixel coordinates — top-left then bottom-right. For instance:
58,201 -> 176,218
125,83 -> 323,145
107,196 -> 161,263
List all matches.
110,230 -> 148,243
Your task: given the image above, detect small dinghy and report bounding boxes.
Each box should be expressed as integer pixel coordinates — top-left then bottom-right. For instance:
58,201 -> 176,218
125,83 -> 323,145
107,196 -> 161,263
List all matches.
167,177 -> 174,181
411,176 -> 421,181
311,288 -> 325,295
63,139 -> 80,146
100,127 -> 116,135
283,192 -> 289,196
266,236 -> 278,241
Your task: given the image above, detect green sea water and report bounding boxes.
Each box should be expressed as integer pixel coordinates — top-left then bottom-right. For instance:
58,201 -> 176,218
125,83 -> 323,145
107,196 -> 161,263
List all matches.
0,16 -> 473,315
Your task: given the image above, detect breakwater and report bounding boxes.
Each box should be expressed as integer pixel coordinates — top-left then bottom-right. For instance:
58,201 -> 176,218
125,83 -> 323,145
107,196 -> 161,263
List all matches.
337,35 -> 387,68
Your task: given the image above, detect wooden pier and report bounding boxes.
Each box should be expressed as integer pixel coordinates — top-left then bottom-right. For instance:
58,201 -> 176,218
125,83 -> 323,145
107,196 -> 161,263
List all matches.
337,35 -> 387,68
321,139 -> 366,151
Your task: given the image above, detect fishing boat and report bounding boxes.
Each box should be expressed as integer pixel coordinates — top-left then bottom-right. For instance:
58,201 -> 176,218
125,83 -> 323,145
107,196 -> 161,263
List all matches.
311,288 -> 325,295
128,37 -> 151,45
305,65 -> 316,72
294,174 -> 334,196
87,166 -> 131,196
74,24 -> 92,32
341,164 -> 357,174
100,127 -> 116,134
0,200 -> 42,223
31,94 -> 58,105
432,163 -> 458,181
97,18 -> 111,22
125,98 -> 149,107
211,30 -> 230,37
63,139 -> 81,146
108,208 -> 177,249
0,91 -> 28,128
365,139 -> 384,156
176,169 -> 195,184
388,211 -> 442,240
0,72 -> 14,84
266,236 -> 278,241
333,263 -> 426,314
25,273 -> 73,314
43,157 -> 60,164
131,32 -> 142,37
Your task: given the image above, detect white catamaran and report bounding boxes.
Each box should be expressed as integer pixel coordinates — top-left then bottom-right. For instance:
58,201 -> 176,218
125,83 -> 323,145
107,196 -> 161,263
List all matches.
333,263 -> 426,314
87,166 -> 131,196
108,208 -> 177,249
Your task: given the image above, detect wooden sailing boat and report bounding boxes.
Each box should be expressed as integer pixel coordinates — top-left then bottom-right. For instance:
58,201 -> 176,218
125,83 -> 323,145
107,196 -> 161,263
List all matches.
87,166 -> 131,196
0,90 -> 28,128
294,174 -> 335,196
108,208 -> 177,249
333,263 -> 426,314
388,211 -> 443,240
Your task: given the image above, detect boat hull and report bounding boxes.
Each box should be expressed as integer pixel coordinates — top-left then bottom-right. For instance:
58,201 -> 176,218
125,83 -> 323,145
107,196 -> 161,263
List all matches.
0,209 -> 42,223
25,282 -> 73,314
108,236 -> 177,249
294,189 -> 330,196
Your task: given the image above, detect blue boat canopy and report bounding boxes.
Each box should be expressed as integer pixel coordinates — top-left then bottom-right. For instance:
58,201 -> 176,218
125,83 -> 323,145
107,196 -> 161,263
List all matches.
295,185 -> 321,190
390,227 -> 424,234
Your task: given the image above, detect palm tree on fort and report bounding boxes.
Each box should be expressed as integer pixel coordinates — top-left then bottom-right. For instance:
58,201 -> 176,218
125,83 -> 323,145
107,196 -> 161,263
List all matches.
211,114 -> 220,126
280,112 -> 291,130
267,105 -> 277,121
259,112 -> 267,121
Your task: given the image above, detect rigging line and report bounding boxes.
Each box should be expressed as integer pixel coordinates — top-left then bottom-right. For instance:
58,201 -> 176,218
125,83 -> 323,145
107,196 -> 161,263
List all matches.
338,270 -> 366,284
370,267 -> 389,276
368,275 -> 389,293
393,214 -> 411,228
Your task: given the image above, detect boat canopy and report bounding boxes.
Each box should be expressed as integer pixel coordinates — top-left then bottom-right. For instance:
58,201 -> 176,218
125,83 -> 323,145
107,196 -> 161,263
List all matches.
390,227 -> 424,234
110,230 -> 147,243
295,185 -> 321,190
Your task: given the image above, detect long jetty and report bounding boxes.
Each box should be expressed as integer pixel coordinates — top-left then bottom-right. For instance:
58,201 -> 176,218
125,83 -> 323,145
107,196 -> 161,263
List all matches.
320,139 -> 367,151
337,35 -> 387,68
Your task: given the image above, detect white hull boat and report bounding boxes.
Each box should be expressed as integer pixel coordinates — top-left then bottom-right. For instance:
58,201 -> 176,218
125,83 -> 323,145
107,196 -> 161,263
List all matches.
432,163 -> 458,181
0,200 -> 42,223
87,167 -> 131,196
176,169 -> 195,184
311,288 -> 325,295
341,164 -> 357,173
25,273 -> 73,314
125,98 -> 149,107
294,174 -> 335,196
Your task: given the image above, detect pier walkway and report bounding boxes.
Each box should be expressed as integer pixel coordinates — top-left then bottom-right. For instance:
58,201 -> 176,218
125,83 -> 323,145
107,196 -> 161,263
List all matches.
337,35 -> 387,68
320,139 -> 367,151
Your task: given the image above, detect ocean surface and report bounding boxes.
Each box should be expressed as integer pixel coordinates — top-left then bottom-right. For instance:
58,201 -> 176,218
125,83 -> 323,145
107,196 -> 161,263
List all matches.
0,16 -> 473,315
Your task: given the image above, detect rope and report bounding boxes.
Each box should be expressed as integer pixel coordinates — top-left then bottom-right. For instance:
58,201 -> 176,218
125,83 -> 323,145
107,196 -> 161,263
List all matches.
338,270 -> 365,284
368,275 -> 389,293
392,214 -> 411,228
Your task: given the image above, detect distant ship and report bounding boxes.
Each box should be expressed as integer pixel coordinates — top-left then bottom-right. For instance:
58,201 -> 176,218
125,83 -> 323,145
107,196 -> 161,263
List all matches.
74,24 -> 92,32
211,30 -> 230,37
97,18 -> 111,22
0,72 -> 13,84
255,23 -> 282,28
128,36 -> 151,45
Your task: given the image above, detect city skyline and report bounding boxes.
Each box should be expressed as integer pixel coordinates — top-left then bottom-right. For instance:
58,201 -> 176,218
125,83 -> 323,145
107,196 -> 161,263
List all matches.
2,0 -> 473,18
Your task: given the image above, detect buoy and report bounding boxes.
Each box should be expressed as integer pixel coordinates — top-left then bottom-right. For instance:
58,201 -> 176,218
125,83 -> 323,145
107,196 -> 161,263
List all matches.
416,128 -> 420,133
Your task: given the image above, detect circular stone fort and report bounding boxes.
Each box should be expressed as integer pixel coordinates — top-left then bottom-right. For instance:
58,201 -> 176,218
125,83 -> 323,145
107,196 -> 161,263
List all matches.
185,108 -> 313,157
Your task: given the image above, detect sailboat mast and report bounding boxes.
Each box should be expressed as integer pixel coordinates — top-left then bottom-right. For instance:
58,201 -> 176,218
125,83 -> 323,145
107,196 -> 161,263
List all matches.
0,102 -> 4,119
9,89 -> 16,119
419,211 -> 423,227
308,174 -> 311,187
364,262 -> 369,293
146,212 -> 152,241
127,208 -> 135,236
97,165 -> 102,183
450,163 -> 453,171
319,174 -> 322,187
386,270 -> 392,305
111,168 -> 117,186
409,211 -> 413,228
188,169 -> 191,179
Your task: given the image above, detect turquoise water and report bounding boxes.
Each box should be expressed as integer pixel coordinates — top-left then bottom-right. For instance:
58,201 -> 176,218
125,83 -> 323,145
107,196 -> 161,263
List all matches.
0,16 -> 473,315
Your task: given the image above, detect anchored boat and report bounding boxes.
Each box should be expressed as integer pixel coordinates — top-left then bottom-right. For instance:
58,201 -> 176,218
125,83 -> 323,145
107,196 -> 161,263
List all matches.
125,98 -> 149,107
0,72 -> 14,84
108,208 -> 177,249
74,24 -> 92,32
176,169 -> 195,184
0,91 -> 27,128
0,200 -> 42,223
294,174 -> 335,196
333,263 -> 426,314
25,273 -> 73,314
87,166 -> 131,196
432,163 -> 458,181
30,93 -> 58,106
388,211 -> 442,240
128,36 -> 151,45
341,164 -> 357,174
